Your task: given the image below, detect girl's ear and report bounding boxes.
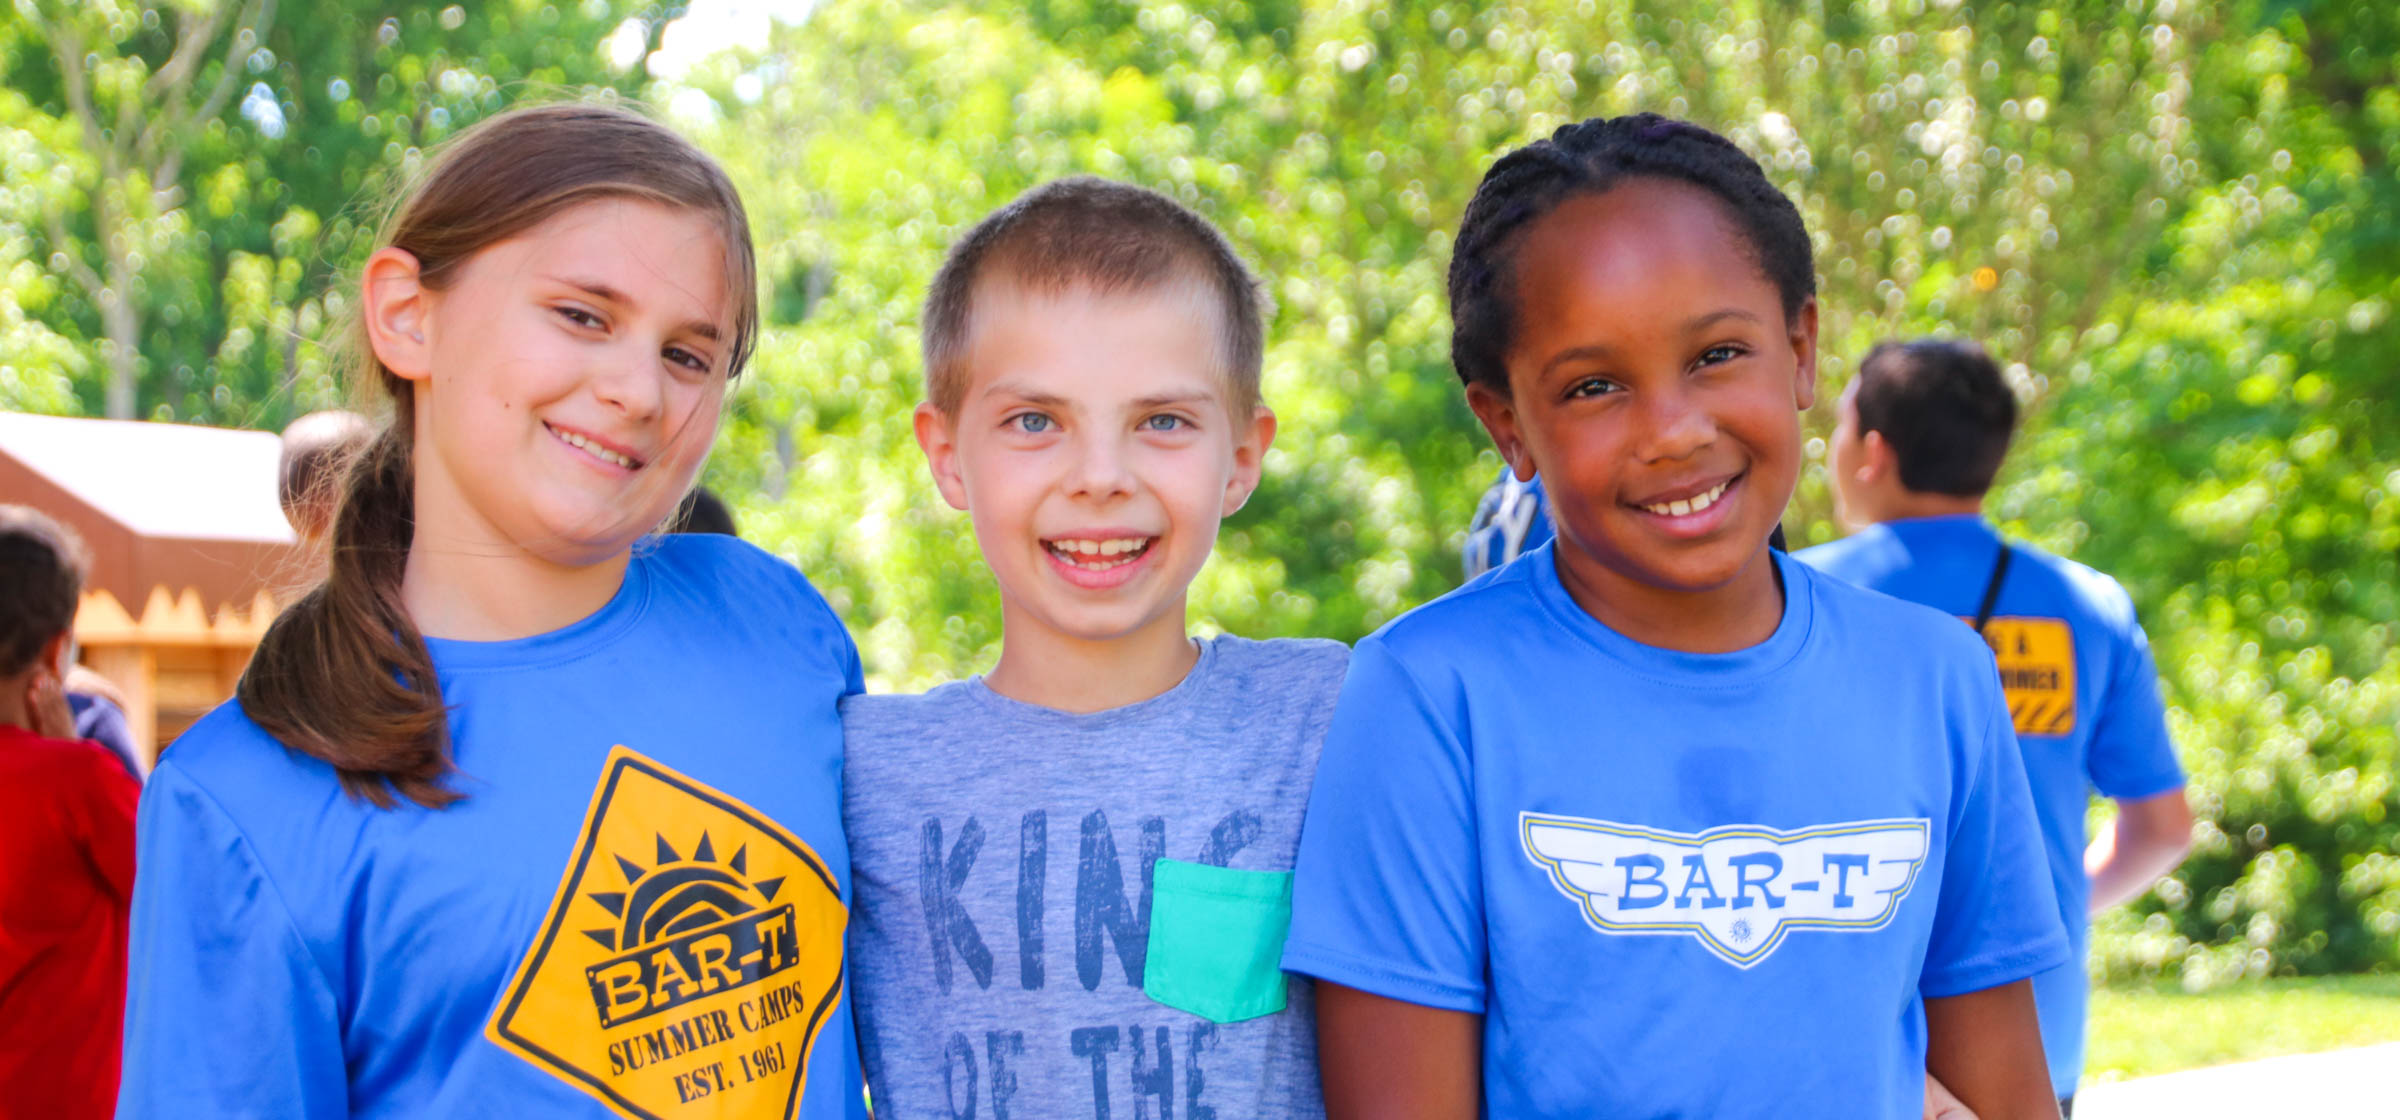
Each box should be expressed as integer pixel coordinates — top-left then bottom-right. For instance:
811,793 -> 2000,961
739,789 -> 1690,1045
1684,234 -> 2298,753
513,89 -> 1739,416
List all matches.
1465,380 -> 1537,482
1222,404 -> 1279,517
362,247 -> 434,382
1789,297 -> 1821,411
913,401 -> 971,512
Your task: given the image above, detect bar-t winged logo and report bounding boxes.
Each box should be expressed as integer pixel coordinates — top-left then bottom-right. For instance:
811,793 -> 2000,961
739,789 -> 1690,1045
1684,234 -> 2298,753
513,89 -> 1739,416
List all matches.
1520,812 -> 1930,968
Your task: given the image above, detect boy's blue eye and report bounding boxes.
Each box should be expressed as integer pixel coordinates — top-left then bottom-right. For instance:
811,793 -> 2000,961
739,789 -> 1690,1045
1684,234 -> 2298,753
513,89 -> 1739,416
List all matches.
1010,413 -> 1054,434
1140,414 -> 1187,432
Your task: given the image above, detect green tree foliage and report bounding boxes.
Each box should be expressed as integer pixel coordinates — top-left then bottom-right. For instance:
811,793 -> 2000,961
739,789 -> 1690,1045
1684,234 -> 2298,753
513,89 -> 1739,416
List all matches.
0,0 -> 686,423
6,0 -> 2393,976
669,0 -> 2398,978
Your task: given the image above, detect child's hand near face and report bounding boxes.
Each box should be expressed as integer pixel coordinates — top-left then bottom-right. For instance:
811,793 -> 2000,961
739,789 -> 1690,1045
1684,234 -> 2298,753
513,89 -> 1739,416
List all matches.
24,667 -> 73,741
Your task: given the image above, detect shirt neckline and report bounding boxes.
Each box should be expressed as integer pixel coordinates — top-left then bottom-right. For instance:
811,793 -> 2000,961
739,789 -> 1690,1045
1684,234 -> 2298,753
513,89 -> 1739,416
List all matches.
1525,539 -> 1815,685
959,636 -> 1219,730
419,547 -> 655,672
1880,513 -> 1997,540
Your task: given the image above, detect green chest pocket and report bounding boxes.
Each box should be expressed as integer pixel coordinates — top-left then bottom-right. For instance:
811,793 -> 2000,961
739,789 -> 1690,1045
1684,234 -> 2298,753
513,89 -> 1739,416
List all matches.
1143,859 -> 1295,1025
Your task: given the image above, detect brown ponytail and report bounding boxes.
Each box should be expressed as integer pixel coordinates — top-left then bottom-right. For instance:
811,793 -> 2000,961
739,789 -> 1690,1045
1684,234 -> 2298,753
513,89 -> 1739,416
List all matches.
236,103 -> 758,809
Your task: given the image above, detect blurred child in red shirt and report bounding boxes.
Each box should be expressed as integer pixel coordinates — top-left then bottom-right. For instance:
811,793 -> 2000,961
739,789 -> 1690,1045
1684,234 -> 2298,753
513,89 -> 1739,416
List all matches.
0,504 -> 138,1119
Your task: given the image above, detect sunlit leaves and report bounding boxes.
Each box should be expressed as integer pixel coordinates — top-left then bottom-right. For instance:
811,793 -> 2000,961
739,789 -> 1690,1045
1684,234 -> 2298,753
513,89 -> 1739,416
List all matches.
5,0 -> 2393,974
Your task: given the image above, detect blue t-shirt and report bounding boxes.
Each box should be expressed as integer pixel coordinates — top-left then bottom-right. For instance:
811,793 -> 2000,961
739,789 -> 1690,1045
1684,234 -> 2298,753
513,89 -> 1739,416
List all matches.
1799,514 -> 2184,1094
1283,545 -> 2070,1118
120,535 -> 868,1120
69,691 -> 143,780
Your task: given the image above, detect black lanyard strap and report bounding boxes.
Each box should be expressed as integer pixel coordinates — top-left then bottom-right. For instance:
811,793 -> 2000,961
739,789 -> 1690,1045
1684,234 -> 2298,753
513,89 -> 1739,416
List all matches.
1973,543 -> 2015,635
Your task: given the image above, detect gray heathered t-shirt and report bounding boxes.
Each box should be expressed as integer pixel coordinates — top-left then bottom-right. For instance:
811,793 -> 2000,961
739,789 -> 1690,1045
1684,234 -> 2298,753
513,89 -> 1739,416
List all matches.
841,635 -> 1348,1120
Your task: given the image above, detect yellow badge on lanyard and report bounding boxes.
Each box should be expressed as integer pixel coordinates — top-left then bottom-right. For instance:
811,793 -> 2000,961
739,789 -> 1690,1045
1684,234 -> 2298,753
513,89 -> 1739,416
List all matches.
1976,617 -> 2078,737
489,746 -> 846,1119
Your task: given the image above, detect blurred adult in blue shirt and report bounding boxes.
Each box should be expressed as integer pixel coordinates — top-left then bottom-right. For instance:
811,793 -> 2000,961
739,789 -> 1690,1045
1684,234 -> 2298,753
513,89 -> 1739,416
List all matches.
1799,339 -> 2193,1117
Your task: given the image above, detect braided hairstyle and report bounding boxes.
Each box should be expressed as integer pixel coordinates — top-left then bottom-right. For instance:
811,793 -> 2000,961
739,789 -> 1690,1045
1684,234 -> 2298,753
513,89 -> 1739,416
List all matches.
1448,114 -> 1816,393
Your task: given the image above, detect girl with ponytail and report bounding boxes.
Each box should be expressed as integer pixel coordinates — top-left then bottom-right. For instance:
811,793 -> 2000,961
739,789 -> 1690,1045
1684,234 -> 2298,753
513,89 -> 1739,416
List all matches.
121,104 -> 867,1120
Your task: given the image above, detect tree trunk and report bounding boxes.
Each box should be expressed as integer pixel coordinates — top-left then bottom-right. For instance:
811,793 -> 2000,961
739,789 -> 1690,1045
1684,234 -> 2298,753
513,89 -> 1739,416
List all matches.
101,255 -> 143,419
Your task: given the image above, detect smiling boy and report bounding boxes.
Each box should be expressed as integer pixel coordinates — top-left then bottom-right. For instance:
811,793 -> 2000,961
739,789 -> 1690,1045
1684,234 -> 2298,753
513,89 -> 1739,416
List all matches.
840,178 -> 1344,1120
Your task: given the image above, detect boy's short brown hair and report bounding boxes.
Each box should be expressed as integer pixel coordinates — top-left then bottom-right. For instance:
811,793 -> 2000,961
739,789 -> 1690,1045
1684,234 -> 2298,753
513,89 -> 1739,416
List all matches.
1852,339 -> 2018,497
0,505 -> 89,678
921,177 -> 1268,418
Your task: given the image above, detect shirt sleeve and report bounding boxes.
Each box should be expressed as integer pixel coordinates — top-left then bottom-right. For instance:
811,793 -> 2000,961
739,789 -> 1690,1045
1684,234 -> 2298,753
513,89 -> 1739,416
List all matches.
791,562 -> 865,696
1281,637 -> 1487,1012
2084,608 -> 2184,801
119,761 -> 349,1118
838,628 -> 866,696
1920,673 -> 2074,998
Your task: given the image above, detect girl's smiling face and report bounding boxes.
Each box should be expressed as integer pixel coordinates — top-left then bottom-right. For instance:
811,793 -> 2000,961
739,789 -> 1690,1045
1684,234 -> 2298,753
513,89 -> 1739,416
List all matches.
1466,178 -> 1817,649
374,197 -> 734,571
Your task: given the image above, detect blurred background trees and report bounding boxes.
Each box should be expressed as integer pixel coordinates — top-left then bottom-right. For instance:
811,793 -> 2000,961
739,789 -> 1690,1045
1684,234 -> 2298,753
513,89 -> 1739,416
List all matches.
4,0 -> 2393,980
1,0 -> 669,421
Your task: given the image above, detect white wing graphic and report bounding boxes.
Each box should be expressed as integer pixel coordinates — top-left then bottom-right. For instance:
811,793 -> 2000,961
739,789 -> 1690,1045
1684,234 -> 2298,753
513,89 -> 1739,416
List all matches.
1520,813 -> 1931,968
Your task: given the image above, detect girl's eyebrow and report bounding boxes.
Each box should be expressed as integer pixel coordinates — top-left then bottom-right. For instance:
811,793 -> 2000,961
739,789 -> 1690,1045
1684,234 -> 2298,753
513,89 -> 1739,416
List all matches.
1540,342 -> 1618,377
1537,307 -> 1764,376
1683,307 -> 1763,333
545,274 -> 723,341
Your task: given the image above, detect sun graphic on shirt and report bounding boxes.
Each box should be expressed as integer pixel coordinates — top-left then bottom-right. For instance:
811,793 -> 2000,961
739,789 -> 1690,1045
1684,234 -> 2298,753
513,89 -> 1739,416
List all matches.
579,831 -> 788,955
489,747 -> 845,1120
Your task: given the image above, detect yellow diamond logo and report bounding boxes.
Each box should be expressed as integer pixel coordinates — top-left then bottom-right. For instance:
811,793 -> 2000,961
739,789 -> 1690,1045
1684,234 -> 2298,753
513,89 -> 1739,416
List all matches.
489,746 -> 846,1119
1975,616 -> 2079,737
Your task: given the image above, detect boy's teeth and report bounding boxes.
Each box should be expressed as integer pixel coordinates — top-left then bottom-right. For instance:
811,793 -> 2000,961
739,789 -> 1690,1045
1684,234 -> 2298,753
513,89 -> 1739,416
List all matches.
1643,480 -> 1728,517
1048,537 -> 1151,568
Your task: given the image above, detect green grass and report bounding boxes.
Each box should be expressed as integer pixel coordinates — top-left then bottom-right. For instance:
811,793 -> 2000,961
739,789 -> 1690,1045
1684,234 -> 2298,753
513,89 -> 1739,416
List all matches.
2084,975 -> 2400,1083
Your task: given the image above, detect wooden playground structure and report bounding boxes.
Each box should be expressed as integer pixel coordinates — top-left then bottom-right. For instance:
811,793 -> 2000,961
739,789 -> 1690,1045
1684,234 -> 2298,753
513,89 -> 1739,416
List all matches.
0,411 -> 300,763
70,585 -> 284,760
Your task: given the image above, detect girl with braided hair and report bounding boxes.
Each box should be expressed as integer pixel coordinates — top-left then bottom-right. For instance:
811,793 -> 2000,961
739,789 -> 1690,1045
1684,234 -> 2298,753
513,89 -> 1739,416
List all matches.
1283,115 -> 2068,1118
